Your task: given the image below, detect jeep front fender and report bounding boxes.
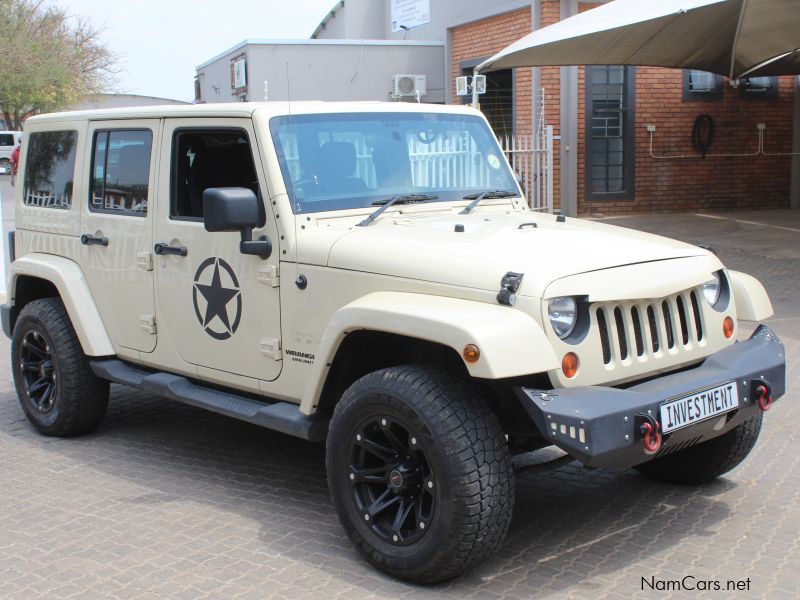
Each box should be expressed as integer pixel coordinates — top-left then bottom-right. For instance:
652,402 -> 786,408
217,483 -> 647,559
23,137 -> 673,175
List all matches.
728,270 -> 773,322
9,254 -> 114,356
299,291 -> 559,414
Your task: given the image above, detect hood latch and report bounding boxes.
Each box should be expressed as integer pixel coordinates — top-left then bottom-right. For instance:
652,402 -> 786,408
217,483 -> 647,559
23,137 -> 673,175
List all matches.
497,272 -> 524,306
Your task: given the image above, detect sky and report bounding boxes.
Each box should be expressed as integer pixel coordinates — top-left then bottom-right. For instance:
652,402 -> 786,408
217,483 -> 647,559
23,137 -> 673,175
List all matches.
57,0 -> 338,102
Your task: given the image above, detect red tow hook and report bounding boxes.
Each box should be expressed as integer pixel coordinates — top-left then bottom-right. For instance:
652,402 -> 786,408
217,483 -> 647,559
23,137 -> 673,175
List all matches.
755,384 -> 773,412
641,420 -> 662,454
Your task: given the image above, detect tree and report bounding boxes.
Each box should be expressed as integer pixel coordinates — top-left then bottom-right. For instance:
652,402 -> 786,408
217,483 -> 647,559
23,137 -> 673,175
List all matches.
0,0 -> 117,130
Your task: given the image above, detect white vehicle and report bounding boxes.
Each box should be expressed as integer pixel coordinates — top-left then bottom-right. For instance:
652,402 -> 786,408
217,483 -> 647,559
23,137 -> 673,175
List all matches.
2,102 -> 786,583
0,130 -> 21,174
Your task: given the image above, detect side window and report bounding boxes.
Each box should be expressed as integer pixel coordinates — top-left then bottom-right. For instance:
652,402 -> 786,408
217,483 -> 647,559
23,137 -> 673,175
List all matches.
170,129 -> 263,225
90,129 -> 152,216
0,134 -> 15,146
23,131 -> 78,209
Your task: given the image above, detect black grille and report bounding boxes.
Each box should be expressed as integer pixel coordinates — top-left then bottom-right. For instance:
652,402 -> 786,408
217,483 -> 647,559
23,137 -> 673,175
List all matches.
662,300 -> 675,349
690,291 -> 704,341
676,296 -> 690,345
597,309 -> 611,364
613,307 -> 628,360
631,307 -> 644,357
595,290 -> 706,367
647,305 -> 660,352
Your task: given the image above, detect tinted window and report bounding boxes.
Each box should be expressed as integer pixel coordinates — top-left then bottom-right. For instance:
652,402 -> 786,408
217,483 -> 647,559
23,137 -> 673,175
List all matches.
171,129 -> 262,223
0,134 -> 14,146
90,129 -> 152,216
23,131 -> 78,209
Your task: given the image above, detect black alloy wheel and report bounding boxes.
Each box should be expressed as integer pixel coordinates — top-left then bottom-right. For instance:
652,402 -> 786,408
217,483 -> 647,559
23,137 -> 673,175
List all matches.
11,298 -> 109,436
19,329 -> 58,413
349,415 -> 436,546
327,365 -> 514,584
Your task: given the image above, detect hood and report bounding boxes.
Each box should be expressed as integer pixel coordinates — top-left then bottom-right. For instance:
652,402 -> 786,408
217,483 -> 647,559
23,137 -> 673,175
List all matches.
299,210 -> 712,298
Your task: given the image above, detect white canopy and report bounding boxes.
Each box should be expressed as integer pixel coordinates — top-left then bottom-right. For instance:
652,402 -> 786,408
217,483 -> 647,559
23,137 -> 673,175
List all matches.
478,0 -> 800,80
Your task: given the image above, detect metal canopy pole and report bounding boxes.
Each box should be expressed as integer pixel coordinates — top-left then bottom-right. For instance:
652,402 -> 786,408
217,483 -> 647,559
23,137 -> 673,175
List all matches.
472,68 -> 480,109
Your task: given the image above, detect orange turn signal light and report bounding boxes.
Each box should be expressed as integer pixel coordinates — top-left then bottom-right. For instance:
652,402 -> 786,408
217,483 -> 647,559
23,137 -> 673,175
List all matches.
562,352 -> 579,378
463,344 -> 481,364
723,316 -> 735,339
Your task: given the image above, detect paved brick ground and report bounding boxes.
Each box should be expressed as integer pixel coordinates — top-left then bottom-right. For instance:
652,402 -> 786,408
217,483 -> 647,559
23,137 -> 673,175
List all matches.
1,177 -> 798,599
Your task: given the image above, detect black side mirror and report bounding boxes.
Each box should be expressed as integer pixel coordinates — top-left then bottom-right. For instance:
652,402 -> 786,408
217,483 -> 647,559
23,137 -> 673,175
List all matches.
202,187 -> 272,259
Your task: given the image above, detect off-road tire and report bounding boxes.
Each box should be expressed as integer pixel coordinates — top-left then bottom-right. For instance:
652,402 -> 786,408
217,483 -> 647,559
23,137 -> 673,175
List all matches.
636,412 -> 763,485
11,298 -> 109,436
326,365 -> 514,584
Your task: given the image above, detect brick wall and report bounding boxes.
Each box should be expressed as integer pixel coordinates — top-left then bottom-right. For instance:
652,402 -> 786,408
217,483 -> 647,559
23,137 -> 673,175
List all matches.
623,71 -> 792,214
574,0 -> 793,214
451,1 -> 795,215
450,6 -> 534,137
579,66 -> 794,215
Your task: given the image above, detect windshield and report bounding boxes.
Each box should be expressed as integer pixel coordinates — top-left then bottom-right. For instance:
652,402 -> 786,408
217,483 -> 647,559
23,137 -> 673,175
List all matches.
269,112 -> 519,214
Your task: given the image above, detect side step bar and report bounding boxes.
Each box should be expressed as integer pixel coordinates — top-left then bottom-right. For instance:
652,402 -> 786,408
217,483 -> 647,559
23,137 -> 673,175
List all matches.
90,359 -> 329,441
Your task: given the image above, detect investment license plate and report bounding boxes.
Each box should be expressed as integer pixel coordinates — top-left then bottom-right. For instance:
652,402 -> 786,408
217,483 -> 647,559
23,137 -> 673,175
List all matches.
659,382 -> 739,434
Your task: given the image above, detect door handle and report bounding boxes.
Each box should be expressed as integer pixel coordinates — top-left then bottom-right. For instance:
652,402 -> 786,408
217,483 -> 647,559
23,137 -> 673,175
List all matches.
154,242 -> 188,257
81,233 -> 109,246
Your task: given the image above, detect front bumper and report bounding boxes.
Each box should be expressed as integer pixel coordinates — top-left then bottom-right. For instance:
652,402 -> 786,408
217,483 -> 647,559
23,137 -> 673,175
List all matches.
516,325 -> 786,469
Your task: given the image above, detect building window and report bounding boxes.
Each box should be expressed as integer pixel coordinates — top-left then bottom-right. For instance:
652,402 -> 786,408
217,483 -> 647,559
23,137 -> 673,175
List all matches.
23,131 -> 78,209
90,129 -> 152,216
585,65 -> 636,200
683,70 -> 724,101
460,59 -> 514,139
740,76 -> 778,99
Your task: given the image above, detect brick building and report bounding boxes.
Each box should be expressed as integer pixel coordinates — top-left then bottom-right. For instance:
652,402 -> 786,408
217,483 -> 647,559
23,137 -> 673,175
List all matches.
446,1 -> 798,215
199,0 -> 800,215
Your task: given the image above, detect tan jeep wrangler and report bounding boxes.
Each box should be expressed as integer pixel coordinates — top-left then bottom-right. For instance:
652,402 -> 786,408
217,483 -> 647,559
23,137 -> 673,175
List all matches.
2,102 -> 786,583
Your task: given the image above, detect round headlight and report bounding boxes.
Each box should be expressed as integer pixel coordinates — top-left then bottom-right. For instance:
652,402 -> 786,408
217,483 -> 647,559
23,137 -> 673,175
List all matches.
702,272 -> 721,306
548,297 -> 577,339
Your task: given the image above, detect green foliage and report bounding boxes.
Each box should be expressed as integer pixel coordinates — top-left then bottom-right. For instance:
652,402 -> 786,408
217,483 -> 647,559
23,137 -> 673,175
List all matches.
0,0 -> 117,129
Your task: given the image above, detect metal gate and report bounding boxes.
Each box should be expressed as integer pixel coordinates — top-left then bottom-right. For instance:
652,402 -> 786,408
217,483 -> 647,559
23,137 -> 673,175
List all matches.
498,88 -> 553,212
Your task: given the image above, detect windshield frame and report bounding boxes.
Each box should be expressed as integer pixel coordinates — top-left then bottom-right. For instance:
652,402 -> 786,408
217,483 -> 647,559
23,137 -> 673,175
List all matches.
268,111 -> 520,215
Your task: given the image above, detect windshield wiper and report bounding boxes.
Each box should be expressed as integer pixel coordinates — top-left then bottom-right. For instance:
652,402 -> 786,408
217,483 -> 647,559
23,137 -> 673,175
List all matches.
357,194 -> 439,226
460,190 -> 519,214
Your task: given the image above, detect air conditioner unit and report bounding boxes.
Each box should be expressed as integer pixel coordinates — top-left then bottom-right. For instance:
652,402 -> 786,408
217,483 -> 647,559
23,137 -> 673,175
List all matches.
392,74 -> 426,97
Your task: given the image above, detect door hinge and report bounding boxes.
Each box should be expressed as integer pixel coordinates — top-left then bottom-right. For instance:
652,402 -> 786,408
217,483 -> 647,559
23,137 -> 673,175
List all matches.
257,265 -> 280,287
259,338 -> 282,360
139,314 -> 157,335
136,251 -> 154,271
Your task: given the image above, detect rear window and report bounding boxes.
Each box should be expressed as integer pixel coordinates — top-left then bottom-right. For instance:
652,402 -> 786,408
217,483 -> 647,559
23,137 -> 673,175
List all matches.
23,131 -> 78,209
0,134 -> 15,146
